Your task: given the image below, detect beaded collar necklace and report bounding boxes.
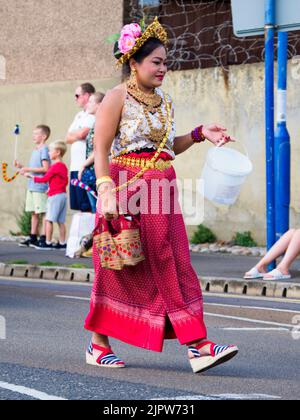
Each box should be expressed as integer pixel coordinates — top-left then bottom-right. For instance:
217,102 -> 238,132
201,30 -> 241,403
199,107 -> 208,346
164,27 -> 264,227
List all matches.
126,82 -> 162,114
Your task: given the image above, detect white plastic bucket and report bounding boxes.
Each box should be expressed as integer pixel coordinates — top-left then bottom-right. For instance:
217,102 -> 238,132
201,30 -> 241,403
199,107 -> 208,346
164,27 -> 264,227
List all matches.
200,146 -> 253,206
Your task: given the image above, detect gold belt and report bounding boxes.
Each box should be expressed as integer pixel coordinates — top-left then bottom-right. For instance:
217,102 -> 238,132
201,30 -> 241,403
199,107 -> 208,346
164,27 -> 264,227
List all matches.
112,156 -> 173,172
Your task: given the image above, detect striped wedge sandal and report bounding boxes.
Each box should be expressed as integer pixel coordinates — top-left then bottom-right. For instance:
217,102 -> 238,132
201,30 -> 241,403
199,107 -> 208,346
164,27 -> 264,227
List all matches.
188,341 -> 239,374
86,342 -> 126,369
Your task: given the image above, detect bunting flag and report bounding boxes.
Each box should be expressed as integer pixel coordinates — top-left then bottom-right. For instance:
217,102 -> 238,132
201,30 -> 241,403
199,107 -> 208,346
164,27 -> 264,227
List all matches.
2,163 -> 19,183
2,125 -> 21,183
14,124 -> 20,161
14,124 -> 20,135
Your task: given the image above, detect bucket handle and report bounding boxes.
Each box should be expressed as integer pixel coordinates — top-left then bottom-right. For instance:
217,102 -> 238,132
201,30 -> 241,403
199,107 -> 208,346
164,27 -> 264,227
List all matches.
215,141 -> 250,159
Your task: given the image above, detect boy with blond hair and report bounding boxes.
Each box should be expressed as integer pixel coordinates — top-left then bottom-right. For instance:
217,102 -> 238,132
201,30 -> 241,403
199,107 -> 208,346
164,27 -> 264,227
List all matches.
24,141 -> 69,251
15,125 -> 51,247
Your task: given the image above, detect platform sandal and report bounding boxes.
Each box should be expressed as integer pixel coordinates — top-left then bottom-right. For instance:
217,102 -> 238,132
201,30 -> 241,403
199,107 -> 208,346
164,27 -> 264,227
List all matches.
188,341 -> 239,374
86,342 -> 125,369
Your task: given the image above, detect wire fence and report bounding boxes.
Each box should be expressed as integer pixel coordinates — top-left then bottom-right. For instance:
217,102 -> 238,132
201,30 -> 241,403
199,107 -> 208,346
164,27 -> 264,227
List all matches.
125,0 -> 300,71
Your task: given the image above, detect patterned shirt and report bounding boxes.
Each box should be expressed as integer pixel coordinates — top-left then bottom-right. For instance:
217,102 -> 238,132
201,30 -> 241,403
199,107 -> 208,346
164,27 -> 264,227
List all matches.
86,128 -> 95,171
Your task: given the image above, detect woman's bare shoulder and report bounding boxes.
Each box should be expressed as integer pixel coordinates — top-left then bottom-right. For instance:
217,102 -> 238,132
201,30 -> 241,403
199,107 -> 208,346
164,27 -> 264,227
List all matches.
103,84 -> 127,105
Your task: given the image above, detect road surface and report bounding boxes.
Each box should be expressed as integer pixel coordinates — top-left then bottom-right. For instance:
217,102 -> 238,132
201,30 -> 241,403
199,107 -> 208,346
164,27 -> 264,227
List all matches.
0,277 -> 299,400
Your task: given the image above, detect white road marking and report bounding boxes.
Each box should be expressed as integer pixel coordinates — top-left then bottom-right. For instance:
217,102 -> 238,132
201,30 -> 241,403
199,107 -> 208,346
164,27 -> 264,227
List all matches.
56,293 -> 300,309
0,276 -> 92,288
213,393 -> 281,400
222,328 -> 289,332
57,295 -> 299,314
203,292 -> 300,305
154,393 -> 281,400
0,381 -> 67,400
205,302 -> 300,314
56,296 -> 296,329
204,312 -> 294,328
1,277 -> 299,304
56,295 -> 89,301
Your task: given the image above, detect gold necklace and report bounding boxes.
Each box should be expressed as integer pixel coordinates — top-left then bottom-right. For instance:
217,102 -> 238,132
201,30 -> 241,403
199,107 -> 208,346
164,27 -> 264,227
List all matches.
126,72 -> 168,143
144,105 -> 168,144
127,86 -> 162,114
126,71 -> 162,114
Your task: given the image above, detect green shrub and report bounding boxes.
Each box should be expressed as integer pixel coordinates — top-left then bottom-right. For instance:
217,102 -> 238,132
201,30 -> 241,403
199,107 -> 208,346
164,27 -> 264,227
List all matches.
191,224 -> 217,244
18,209 -> 32,236
11,208 -> 32,236
233,232 -> 257,247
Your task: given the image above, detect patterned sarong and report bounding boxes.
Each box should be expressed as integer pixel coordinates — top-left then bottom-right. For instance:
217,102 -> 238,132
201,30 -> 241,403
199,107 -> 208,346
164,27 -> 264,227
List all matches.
84,159 -> 207,352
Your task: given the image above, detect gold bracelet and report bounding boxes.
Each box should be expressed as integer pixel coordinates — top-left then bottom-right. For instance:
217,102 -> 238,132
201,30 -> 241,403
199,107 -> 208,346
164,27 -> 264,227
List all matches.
96,176 -> 113,190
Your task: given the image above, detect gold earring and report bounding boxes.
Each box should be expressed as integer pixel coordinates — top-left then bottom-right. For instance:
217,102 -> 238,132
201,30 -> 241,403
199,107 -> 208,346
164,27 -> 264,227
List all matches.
128,68 -> 138,89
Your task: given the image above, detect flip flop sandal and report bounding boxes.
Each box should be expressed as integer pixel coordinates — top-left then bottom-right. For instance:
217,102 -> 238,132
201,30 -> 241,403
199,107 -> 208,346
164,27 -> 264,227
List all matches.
86,342 -> 126,369
263,269 -> 291,281
188,341 -> 239,374
244,267 -> 264,279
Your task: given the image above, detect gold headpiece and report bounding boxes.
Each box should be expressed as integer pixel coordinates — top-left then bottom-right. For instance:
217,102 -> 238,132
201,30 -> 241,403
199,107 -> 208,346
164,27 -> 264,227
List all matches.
117,17 -> 168,65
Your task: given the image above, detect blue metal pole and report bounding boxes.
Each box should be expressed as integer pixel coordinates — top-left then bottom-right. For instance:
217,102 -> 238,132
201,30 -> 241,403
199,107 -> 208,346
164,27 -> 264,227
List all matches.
265,0 -> 276,270
275,31 -> 291,240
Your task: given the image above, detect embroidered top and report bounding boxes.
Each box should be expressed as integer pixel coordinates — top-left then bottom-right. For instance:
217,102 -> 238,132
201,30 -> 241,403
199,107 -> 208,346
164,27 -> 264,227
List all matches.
111,88 -> 176,160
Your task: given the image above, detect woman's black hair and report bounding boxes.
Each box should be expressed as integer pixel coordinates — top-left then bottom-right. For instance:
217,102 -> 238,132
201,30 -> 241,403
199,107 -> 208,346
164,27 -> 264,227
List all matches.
114,37 -> 167,77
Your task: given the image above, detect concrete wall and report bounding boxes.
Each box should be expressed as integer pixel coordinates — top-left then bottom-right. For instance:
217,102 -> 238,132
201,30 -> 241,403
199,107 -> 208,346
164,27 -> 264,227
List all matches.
1,0 -> 300,244
2,61 -> 300,244
0,0 -> 123,84
0,77 -> 119,236
0,0 -> 123,238
164,61 -> 300,245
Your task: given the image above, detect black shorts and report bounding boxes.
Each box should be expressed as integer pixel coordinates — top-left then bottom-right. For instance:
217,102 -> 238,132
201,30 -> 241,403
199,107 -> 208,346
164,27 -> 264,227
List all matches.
70,171 -> 92,212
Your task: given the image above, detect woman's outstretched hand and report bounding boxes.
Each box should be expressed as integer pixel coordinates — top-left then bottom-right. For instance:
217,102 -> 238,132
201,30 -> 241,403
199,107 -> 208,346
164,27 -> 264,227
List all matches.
203,125 -> 236,147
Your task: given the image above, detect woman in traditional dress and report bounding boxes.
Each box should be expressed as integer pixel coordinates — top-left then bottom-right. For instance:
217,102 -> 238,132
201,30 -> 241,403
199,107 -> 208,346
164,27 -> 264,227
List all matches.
84,18 -> 239,374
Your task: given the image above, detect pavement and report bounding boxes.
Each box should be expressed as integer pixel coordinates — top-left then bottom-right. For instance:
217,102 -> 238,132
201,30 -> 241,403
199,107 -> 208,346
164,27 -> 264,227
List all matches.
1,241 -> 300,302
1,241 -> 300,282
0,277 -> 299,401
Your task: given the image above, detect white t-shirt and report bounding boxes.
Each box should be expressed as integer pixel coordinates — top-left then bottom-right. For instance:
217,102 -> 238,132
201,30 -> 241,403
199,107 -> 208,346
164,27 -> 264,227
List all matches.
68,110 -> 95,172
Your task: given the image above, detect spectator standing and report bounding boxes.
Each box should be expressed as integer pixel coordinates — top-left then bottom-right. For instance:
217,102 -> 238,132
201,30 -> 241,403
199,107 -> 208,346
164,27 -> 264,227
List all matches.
78,92 -> 105,214
66,83 -> 96,213
14,125 -> 51,248
24,141 -> 69,251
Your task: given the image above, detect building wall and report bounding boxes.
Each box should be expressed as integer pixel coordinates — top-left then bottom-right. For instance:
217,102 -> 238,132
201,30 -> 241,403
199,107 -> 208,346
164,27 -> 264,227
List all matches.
0,0 -> 123,238
0,0 -> 123,85
1,1 -> 300,244
164,61 -> 300,245
2,62 -> 300,244
0,78 -> 119,237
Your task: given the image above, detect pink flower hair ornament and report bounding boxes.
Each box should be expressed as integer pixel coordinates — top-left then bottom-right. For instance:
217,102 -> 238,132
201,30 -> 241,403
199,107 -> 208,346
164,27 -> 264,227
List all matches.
118,30 -> 140,55
107,17 -> 168,66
